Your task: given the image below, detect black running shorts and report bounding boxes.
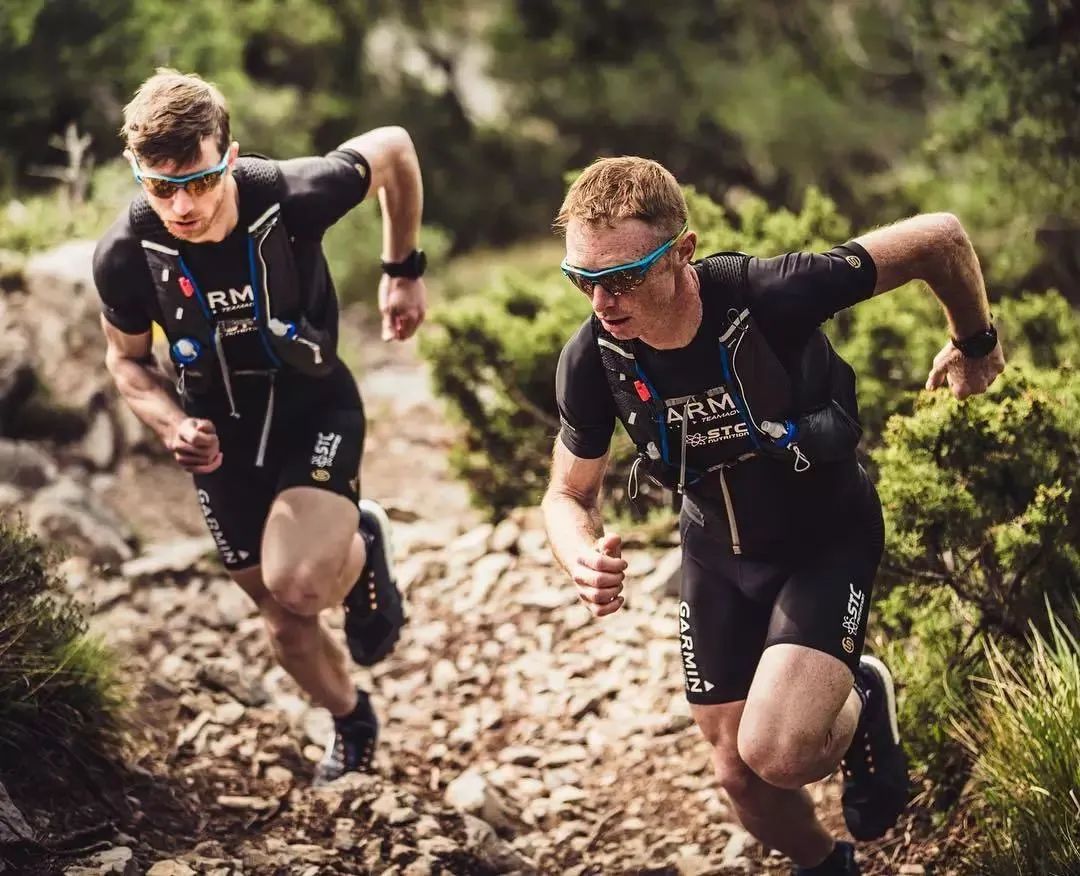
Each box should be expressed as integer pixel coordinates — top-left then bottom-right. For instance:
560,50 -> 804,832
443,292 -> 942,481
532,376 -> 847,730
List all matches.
192,403 -> 365,570
676,468 -> 885,704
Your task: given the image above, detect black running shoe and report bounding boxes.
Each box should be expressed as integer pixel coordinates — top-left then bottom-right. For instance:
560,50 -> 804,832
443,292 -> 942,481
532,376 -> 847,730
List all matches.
344,499 -> 404,667
841,655 -> 909,841
792,841 -> 860,875
312,689 -> 379,786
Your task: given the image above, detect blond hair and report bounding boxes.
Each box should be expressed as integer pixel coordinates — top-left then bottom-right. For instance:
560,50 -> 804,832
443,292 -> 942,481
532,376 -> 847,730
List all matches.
122,68 -> 230,166
554,156 -> 687,237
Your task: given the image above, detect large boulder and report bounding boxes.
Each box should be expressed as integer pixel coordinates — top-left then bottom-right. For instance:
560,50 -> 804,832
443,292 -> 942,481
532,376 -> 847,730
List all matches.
0,438 -> 58,488
18,240 -> 104,403
26,476 -> 136,566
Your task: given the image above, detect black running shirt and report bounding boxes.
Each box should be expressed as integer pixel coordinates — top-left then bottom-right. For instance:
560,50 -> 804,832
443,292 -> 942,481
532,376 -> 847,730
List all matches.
556,242 -> 878,554
92,149 -> 371,413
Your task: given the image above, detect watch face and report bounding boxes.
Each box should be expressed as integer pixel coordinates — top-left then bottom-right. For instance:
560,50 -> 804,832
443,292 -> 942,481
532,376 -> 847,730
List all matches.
958,328 -> 997,357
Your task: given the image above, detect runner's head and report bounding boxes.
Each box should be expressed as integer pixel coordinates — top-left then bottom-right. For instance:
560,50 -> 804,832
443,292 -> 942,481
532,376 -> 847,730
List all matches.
122,68 -> 239,242
555,157 -> 697,340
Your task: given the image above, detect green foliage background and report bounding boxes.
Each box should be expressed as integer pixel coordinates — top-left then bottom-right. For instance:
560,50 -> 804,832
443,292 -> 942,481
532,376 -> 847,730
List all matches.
2,0 -> 1079,868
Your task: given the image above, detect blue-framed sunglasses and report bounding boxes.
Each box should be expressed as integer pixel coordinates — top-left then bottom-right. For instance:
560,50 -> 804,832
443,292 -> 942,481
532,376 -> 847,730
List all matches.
129,154 -> 229,199
561,222 -> 689,296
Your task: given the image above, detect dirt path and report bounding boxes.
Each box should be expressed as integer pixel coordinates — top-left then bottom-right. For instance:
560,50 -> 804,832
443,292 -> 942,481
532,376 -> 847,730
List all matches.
30,318 -> 927,876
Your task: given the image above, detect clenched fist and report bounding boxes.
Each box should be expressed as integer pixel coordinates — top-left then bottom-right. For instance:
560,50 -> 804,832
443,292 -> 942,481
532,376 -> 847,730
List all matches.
572,533 -> 627,617
925,340 -> 1005,400
166,417 -> 222,474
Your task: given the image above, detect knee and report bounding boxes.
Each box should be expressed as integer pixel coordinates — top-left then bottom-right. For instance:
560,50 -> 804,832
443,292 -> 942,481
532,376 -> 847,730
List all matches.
262,605 -> 320,658
710,744 -> 762,803
737,719 -> 818,790
263,559 -> 332,616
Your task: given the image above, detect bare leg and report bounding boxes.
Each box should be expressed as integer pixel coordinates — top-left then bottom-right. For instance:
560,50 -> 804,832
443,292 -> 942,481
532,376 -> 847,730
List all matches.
693,700 -> 835,867
232,565 -> 357,716
738,643 -> 860,790
260,486 -> 366,615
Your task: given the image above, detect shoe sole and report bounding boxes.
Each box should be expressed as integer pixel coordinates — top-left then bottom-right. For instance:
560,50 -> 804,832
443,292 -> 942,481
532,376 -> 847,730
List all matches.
859,654 -> 900,745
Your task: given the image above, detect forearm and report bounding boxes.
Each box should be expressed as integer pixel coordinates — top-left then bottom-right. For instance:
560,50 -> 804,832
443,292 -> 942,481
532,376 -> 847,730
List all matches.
856,213 -> 992,337
542,489 -> 605,575
377,158 -> 422,262
106,353 -> 185,444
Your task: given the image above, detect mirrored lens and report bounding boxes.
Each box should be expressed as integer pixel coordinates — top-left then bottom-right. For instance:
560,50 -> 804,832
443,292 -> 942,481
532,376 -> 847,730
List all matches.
564,267 -> 647,297
186,169 -> 226,197
143,177 -> 182,199
600,268 -> 646,296
141,168 -> 225,199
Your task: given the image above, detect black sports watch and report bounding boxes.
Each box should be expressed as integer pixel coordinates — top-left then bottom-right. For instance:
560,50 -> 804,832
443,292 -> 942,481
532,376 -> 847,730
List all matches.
381,249 -> 427,279
952,322 -> 998,358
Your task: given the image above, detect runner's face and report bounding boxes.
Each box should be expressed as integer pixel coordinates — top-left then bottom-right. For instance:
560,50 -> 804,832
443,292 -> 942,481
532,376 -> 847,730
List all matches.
136,136 -> 237,243
564,218 -> 681,341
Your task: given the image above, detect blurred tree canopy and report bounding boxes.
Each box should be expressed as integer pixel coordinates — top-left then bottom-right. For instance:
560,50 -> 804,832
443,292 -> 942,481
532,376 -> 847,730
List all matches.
0,0 -> 1076,290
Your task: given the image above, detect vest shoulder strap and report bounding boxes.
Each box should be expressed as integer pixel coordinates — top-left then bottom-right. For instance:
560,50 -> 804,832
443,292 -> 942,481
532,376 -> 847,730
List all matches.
697,251 -> 751,318
234,157 -> 285,227
129,194 -> 171,245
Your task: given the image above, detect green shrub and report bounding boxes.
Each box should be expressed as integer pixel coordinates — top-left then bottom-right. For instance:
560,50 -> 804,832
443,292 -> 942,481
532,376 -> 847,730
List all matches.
952,605 -> 1080,876
827,283 -> 945,442
873,365 -> 1080,640
0,162 -> 130,254
0,516 -> 124,764
996,289 -> 1080,370
828,286 -> 1080,445
419,267 -> 588,518
873,583 -> 983,806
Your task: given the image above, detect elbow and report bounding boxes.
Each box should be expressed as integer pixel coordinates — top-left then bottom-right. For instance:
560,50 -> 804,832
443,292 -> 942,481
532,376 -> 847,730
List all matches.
385,126 -> 417,173
930,212 -> 970,253
924,212 -> 974,282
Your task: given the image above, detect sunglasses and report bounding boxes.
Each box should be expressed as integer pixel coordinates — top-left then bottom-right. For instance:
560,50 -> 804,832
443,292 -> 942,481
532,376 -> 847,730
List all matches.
561,222 -> 688,297
130,154 -> 229,199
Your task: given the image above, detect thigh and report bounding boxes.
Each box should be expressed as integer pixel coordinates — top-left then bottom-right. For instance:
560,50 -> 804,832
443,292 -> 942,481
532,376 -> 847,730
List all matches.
192,457 -> 275,571
679,511 -> 777,705
743,489 -> 886,739
260,406 -> 364,578
764,485 -> 885,673
276,404 -> 365,502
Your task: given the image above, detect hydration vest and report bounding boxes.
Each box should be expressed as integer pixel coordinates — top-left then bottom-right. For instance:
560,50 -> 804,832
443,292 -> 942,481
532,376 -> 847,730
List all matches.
131,157 -> 335,405
596,252 -> 863,495
130,156 -> 338,467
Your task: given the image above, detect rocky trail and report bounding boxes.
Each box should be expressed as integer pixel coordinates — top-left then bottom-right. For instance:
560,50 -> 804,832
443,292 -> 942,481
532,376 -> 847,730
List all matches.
0,245 -> 927,875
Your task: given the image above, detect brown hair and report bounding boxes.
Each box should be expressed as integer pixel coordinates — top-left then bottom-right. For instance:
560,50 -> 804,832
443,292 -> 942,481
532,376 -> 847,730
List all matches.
554,156 -> 687,237
122,68 -> 230,166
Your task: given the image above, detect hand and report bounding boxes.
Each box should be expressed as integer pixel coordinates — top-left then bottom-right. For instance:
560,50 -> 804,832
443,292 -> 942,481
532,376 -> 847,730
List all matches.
166,417 -> 222,474
925,340 -> 1005,400
572,533 -> 627,617
379,275 -> 427,341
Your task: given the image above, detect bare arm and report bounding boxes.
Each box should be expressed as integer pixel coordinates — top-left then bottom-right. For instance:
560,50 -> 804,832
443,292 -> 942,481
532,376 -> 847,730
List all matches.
102,316 -> 184,442
855,212 -> 990,338
339,127 -> 426,342
855,213 -> 1005,399
541,440 -> 626,617
102,316 -> 221,472
338,126 -> 423,262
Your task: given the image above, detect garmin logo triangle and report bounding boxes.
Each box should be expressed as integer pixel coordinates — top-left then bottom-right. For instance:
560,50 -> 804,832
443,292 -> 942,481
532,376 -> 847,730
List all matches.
238,550 -> 250,561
